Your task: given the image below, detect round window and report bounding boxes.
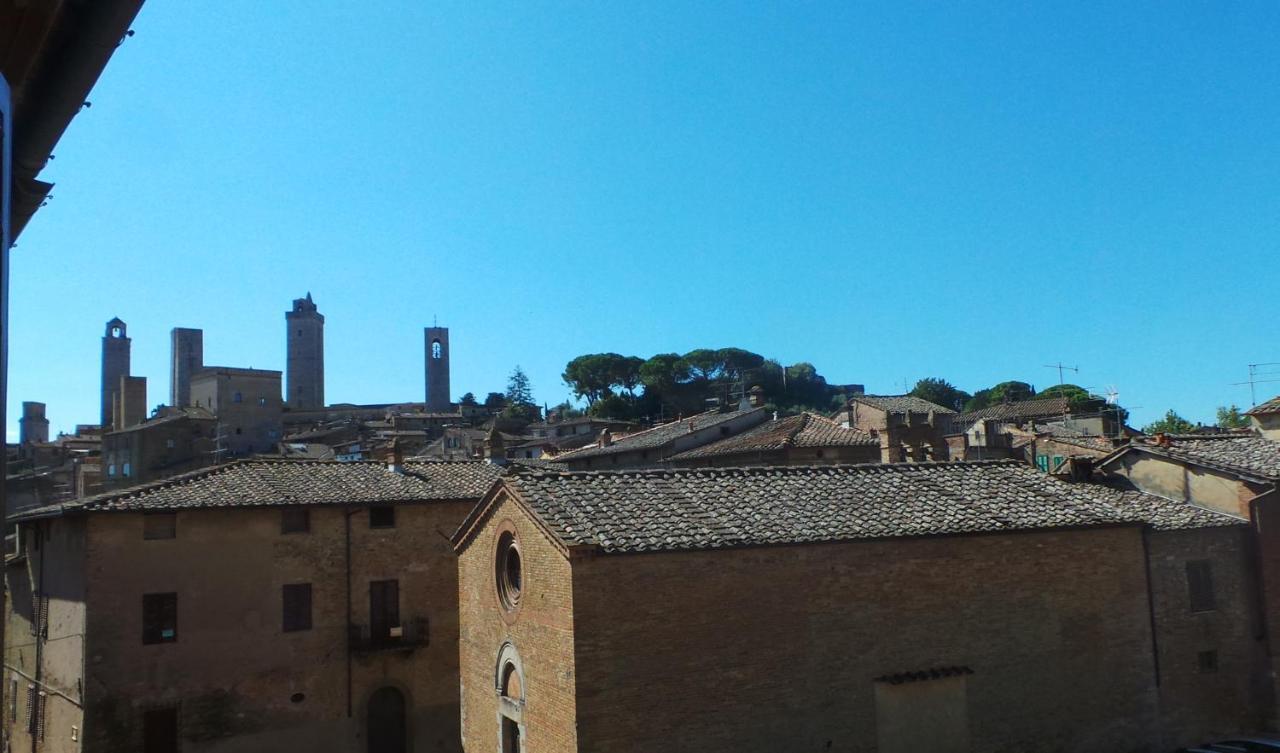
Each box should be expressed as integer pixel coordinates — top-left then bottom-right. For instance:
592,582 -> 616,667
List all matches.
496,531 -> 522,611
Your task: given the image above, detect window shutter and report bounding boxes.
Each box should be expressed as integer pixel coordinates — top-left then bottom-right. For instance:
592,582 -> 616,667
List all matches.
1187,560 -> 1216,612
39,596 -> 49,638
9,678 -> 17,724
35,692 -> 46,741
24,685 -> 34,732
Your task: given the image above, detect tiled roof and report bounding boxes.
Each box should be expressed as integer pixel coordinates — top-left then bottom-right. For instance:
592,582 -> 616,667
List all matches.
667,413 -> 878,460
551,408 -> 765,462
1087,486 -> 1245,531
13,459 -> 501,520
1036,423 -> 1116,452
1123,435 -> 1280,482
479,461 -> 1150,554
850,395 -> 956,414
959,397 -> 1071,423
1247,396 -> 1280,417
106,407 -> 215,435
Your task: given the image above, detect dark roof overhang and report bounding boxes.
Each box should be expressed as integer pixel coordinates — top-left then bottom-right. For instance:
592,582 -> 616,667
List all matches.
2,0 -> 145,240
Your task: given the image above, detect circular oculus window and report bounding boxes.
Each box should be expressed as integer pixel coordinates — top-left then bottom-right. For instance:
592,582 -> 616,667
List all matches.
496,530 -> 523,611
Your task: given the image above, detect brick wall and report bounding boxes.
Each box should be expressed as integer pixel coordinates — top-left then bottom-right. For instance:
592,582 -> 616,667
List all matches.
1146,525 -> 1274,746
457,492 -> 578,753
569,526 -> 1161,752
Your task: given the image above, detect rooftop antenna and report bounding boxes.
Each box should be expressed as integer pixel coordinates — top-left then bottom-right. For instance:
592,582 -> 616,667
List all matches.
1043,362 -> 1078,386
1231,362 -> 1280,406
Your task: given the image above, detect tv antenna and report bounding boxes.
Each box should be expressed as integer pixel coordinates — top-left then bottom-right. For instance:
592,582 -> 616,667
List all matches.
1043,362 -> 1078,386
1231,362 -> 1280,406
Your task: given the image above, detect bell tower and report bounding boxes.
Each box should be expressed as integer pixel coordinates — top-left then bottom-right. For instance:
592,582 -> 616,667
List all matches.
425,326 -> 450,413
100,317 -> 131,427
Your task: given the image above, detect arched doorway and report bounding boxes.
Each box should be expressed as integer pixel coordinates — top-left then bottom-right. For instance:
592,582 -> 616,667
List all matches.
367,686 -> 406,753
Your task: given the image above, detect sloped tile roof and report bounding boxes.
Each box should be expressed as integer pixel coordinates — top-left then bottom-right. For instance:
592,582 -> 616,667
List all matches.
13,459 -> 501,519
1087,486 -> 1245,531
851,395 -> 956,414
551,408 -> 765,462
959,397 -> 1071,423
1246,396 -> 1280,417
667,413 -> 878,460
1125,435 -> 1280,482
492,461 -> 1150,554
1036,423 -> 1116,452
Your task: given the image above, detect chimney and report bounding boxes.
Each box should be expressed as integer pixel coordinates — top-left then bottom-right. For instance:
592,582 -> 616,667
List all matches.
387,437 -> 404,474
748,385 -> 765,408
597,428 -> 613,448
484,427 -> 507,465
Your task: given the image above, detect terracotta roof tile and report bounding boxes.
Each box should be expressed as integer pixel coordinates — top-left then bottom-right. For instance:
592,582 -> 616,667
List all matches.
14,459 -> 500,519
959,397 -> 1072,423
1127,435 -> 1280,482
1246,396 -> 1280,417
551,407 -> 765,462
496,461 -> 1154,554
851,395 -> 956,414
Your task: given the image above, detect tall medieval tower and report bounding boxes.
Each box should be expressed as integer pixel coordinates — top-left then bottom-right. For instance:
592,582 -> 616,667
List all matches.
425,326 -> 450,412
286,293 -> 324,409
100,317 -> 130,426
170,327 -> 204,408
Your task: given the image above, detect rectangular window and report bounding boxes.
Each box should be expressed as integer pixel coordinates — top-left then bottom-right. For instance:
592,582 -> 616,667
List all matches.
1187,560 -> 1216,613
143,513 -> 176,540
281,508 -> 309,534
369,579 -> 400,643
143,593 -> 178,644
369,506 -> 395,529
282,584 -> 313,632
1198,650 -> 1218,673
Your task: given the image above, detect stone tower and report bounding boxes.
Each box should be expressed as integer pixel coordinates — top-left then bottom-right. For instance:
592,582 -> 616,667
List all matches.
425,326 -> 450,413
286,293 -> 325,409
19,402 -> 48,445
170,327 -> 204,408
100,317 -> 131,427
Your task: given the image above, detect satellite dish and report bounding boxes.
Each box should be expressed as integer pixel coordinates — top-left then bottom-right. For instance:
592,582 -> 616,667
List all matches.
1104,386 -> 1120,405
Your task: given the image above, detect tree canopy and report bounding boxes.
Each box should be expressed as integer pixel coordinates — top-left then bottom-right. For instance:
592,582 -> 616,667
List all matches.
909,378 -> 971,412
1216,405 -> 1250,429
1143,409 -> 1197,435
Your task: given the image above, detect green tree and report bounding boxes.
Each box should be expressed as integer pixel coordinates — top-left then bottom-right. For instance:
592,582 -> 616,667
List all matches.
1143,409 -> 1196,435
459,392 -> 478,407
563,353 -> 628,405
639,353 -> 690,394
1038,383 -> 1100,411
483,392 -> 507,412
682,349 -> 725,383
1216,405 -> 1251,429
506,365 -> 535,406
909,378 -> 971,412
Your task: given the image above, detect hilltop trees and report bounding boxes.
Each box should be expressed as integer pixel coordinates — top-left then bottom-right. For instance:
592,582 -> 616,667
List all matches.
1216,405 -> 1250,429
909,378 -> 970,412
1143,409 -> 1196,435
561,348 -> 844,421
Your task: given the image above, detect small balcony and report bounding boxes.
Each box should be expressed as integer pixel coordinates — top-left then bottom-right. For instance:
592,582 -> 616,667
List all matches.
349,617 -> 429,653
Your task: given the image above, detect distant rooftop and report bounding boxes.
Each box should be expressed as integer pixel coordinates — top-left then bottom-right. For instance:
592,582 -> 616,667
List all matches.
551,407 -> 764,462
1114,434 -> 1280,483
667,412 -> 878,461
1246,396 -> 1280,417
850,395 -> 956,414
959,396 -> 1072,423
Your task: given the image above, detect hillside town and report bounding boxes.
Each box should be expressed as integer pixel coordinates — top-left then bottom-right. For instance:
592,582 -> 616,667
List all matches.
6,3 -> 1280,753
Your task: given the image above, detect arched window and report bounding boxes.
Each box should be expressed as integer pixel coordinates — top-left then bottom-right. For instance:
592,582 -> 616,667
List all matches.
431,340 -> 443,360
495,643 -> 524,753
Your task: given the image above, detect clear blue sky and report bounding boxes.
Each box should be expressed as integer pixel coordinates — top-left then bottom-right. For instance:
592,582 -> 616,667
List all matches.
8,1 -> 1280,439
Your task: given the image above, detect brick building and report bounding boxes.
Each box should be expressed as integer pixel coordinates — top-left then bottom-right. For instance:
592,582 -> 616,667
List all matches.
287,293 -> 325,410
834,394 -> 955,462
190,366 -> 284,457
454,461 -> 1272,753
100,406 -> 217,489
4,458 -> 500,753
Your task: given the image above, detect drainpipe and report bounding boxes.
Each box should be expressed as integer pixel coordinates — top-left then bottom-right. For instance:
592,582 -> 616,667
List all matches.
1140,526 -> 1161,688
345,507 -> 353,718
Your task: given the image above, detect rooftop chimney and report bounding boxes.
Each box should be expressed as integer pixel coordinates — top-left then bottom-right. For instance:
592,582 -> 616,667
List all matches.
598,428 -> 613,448
387,437 -> 404,474
748,385 -> 765,408
484,427 -> 507,466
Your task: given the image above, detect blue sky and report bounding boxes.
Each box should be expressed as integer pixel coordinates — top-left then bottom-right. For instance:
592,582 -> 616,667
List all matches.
8,1 -> 1280,439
